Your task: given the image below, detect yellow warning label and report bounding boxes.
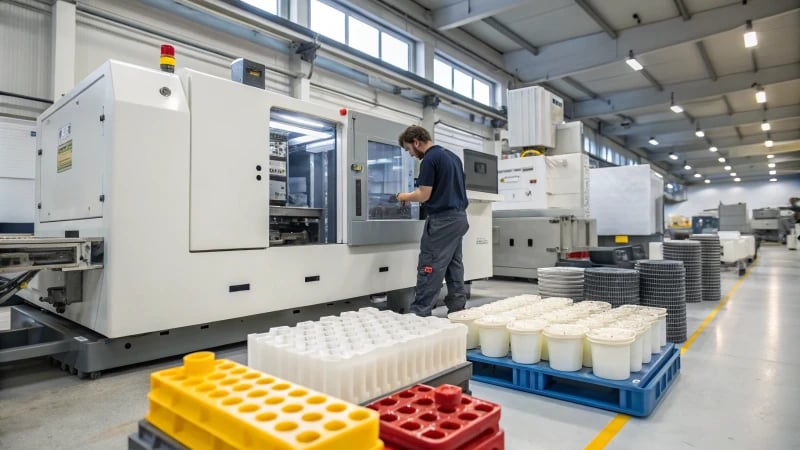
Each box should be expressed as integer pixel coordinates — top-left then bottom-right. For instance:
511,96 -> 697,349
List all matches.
57,140 -> 73,173
615,235 -> 629,244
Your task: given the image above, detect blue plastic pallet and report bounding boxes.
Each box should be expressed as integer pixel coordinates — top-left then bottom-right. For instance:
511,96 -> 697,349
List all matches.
467,343 -> 680,417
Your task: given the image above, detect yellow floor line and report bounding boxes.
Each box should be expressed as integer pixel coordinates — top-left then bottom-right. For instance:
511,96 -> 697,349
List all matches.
584,258 -> 758,450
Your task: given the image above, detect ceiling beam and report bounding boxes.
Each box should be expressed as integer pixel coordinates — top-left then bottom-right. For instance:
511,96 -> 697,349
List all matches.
649,130 -> 800,161
640,69 -> 663,91
604,104 -> 800,136
562,76 -> 600,99
572,63 -> 800,119
751,51 -> 759,72
574,0 -> 617,39
695,41 -> 717,81
483,17 -> 539,55
722,95 -> 734,115
433,0 -> 528,30
504,0 -> 799,83
674,0 -> 691,20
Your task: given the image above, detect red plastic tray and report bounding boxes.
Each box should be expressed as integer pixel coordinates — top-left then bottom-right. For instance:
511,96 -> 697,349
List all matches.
384,429 -> 505,450
368,384 -> 501,450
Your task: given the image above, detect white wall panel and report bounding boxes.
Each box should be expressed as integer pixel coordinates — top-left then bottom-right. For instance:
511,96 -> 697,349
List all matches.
0,118 -> 37,223
666,176 -> 800,219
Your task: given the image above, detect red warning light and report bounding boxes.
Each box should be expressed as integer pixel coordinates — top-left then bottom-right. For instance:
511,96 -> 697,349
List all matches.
339,108 -> 348,116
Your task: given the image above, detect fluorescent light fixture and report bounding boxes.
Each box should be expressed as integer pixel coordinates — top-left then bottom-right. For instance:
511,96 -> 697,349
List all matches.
667,183 -> 674,189
709,146 -> 718,152
668,152 -> 678,160
724,165 -> 732,171
770,178 -> 777,182
734,177 -> 741,182
755,87 -> 767,104
765,139 -> 774,147
271,113 -> 328,129
695,129 -> 705,138
670,105 -> 683,113
730,172 -> 737,177
684,162 -> 692,170
769,170 -> 776,175
768,163 -> 776,168
718,157 -> 726,163
270,121 -> 331,139
694,173 -> 702,178
767,154 -> 775,159
649,137 -> 660,146
305,138 -> 336,153
626,51 -> 644,71
704,179 -> 711,184
744,20 -> 758,48
761,121 -> 771,131
654,172 -> 663,178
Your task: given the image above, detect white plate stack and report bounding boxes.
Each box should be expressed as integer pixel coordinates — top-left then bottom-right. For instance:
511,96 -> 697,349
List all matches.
635,260 -> 687,343
537,267 -> 585,301
662,240 -> 703,304
690,234 -> 722,302
583,268 -> 640,307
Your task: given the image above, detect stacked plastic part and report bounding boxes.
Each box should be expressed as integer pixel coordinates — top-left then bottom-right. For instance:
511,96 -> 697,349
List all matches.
367,384 -> 503,450
537,267 -> 585,301
690,234 -> 722,302
583,268 -> 640,307
146,351 -> 383,450
635,260 -> 688,343
248,308 -> 466,405
662,240 -> 703,304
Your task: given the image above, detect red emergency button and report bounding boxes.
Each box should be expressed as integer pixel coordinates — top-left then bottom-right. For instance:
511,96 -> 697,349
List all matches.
339,108 -> 348,116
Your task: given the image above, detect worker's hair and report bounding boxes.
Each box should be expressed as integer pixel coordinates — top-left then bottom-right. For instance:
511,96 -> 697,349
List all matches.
398,125 -> 432,147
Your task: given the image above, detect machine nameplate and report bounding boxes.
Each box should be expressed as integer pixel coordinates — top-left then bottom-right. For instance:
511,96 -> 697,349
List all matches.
57,141 -> 73,173
476,237 -> 489,245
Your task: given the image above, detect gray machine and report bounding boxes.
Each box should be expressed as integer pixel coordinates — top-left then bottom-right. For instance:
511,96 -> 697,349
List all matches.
719,203 -> 750,233
492,210 -> 597,279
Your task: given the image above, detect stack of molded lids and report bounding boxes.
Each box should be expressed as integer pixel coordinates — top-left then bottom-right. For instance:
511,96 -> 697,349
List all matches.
635,260 -> 687,343
663,240 -> 702,304
537,267 -> 585,301
690,234 -> 722,302
583,267 -> 639,307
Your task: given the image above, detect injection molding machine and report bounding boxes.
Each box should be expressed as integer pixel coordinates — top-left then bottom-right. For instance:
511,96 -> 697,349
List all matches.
0,60 -> 498,376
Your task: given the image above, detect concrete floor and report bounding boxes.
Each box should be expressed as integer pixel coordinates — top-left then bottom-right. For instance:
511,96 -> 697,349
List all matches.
1,244 -> 798,449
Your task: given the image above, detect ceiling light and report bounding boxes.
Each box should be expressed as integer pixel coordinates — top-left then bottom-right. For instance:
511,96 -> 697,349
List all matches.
626,50 -> 644,71
768,163 -> 775,168
683,161 -> 692,170
694,173 -> 702,178
649,137 -> 660,146
769,170 -> 776,175
769,178 -> 777,182
695,129 -> 705,138
761,121 -> 771,131
744,20 -> 758,48
667,183 -> 674,189
724,165 -> 731,171
755,87 -> 767,103
718,157 -> 726,163
670,92 -> 683,113
709,146 -> 718,152
767,154 -> 774,159
734,177 -> 741,182
730,172 -> 737,177
765,139 -> 774,147
668,152 -> 678,160
704,179 -> 711,184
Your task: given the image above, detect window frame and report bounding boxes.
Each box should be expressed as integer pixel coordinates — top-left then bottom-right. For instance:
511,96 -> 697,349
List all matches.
433,53 -> 496,106
310,0 -> 415,71
239,0 -> 286,17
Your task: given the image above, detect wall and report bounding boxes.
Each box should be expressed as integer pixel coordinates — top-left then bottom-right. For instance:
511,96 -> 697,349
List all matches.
666,175 -> 800,218
0,118 -> 37,227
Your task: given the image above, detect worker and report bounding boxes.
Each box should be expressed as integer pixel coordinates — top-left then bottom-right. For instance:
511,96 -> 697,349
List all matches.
396,125 -> 469,316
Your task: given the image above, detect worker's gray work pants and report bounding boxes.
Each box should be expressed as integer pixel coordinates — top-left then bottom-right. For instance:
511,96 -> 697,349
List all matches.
410,209 -> 470,316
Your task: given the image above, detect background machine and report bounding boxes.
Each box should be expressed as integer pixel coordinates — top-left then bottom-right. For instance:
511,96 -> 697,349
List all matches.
0,60 -> 498,377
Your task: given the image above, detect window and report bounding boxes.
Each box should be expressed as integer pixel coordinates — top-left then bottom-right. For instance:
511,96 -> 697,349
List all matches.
433,56 -> 494,106
309,0 -> 413,71
242,0 -> 279,15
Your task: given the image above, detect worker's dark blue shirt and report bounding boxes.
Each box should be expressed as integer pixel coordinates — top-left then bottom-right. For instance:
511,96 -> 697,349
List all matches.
416,145 -> 469,214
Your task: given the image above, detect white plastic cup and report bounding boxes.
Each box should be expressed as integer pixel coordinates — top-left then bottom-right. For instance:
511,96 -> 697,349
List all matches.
507,319 -> 547,364
575,317 -> 607,367
475,315 -> 516,357
630,313 -> 657,363
587,328 -> 636,381
633,312 -> 661,354
639,306 -> 668,348
543,324 -> 589,372
448,309 -> 486,349
612,319 -> 648,372
573,301 -> 612,313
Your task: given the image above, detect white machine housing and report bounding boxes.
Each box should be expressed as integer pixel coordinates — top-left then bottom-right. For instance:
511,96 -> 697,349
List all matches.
590,165 -> 664,236
28,61 -> 496,338
507,86 -> 564,149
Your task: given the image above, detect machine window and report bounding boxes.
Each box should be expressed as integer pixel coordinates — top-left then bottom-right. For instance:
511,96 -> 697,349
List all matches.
366,141 -> 418,221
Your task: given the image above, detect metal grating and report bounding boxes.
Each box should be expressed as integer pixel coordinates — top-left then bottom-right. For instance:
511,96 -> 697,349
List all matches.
636,259 -> 688,343
690,234 -> 722,302
662,240 -> 703,304
583,267 -> 639,307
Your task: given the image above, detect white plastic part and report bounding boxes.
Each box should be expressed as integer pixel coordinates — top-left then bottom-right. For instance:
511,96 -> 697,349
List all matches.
543,324 -> 589,371
575,317 -> 610,367
540,297 -> 574,308
587,328 -> 636,381
629,313 -> 657,363
572,301 -> 612,312
612,319 -> 648,372
475,315 -> 516,357
507,319 -> 547,364
633,312 -> 661,354
638,306 -> 668,346
448,309 -> 486,349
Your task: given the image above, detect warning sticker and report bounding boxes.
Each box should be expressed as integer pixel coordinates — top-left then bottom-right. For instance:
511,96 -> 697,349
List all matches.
57,140 -> 73,173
